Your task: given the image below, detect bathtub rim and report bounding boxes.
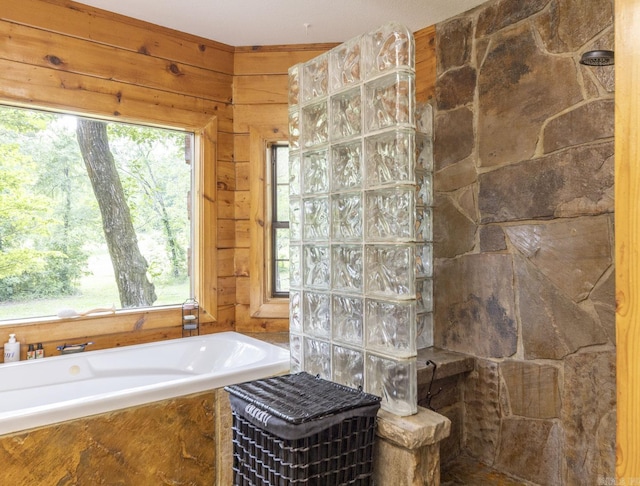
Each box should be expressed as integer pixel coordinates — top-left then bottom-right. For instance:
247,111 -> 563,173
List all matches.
0,331 -> 290,436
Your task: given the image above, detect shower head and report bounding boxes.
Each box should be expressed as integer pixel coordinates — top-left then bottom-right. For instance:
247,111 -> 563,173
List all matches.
579,50 -> 614,66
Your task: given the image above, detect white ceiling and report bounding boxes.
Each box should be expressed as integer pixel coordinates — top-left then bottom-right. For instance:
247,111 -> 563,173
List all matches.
75,0 -> 490,47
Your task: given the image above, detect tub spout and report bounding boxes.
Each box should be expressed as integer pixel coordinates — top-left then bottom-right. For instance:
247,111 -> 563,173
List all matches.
57,342 -> 94,354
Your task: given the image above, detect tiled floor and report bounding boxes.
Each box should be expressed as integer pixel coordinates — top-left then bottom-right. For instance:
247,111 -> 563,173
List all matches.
441,456 -> 537,486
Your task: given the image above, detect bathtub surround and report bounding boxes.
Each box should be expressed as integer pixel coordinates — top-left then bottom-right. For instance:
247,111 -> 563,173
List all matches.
433,0 -> 615,484
0,391 -> 218,484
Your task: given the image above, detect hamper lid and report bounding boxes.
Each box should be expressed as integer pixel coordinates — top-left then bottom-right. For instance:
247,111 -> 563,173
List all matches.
225,371 -> 381,424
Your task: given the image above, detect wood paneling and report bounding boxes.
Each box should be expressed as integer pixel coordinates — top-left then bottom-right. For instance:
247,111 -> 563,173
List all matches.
615,0 -> 640,479
0,0 -> 440,344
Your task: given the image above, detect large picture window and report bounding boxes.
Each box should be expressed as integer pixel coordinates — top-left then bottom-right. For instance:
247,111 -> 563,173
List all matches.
0,105 -> 193,320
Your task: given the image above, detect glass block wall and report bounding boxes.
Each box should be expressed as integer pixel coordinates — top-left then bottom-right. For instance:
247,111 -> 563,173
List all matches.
287,22 -> 433,416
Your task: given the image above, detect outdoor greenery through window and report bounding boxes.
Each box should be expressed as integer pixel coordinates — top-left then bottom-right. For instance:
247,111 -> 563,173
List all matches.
0,105 -> 193,320
271,143 -> 289,297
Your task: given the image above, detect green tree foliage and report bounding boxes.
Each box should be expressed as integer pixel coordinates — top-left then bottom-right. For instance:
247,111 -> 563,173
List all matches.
0,106 -> 190,312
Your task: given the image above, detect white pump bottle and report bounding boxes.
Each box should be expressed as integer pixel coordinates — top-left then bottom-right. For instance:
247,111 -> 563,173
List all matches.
4,334 -> 20,363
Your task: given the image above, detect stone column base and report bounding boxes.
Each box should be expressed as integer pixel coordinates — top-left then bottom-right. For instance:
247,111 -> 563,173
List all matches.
374,407 -> 451,486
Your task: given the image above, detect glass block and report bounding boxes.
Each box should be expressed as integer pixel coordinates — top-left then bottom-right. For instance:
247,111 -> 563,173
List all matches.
304,337 -> 331,380
302,100 -> 328,148
363,22 -> 414,79
290,244 -> 301,289
365,187 -> 415,241
303,244 -> 330,289
303,291 -> 331,338
365,298 -> 416,358
365,353 -> 417,416
302,53 -> 329,102
364,71 -> 414,133
289,290 -> 302,332
330,35 -> 362,91
415,206 -> 432,242
364,130 -> 414,188
303,197 -> 329,240
416,171 -> 433,206
331,192 -> 362,242
416,278 -> 433,313
331,140 -> 362,191
416,102 -> 433,136
332,345 -> 364,389
331,245 -> 363,292
364,244 -> 415,298
416,243 -> 433,278
289,151 -> 301,197
302,149 -> 329,195
330,87 -> 362,141
288,64 -> 301,107
290,332 -> 303,373
288,109 -> 300,150
332,294 -> 363,346
289,197 -> 301,242
416,312 -> 434,349
416,133 -> 433,171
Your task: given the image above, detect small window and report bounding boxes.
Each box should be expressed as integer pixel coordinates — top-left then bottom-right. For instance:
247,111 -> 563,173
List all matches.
270,143 -> 290,297
0,105 -> 193,320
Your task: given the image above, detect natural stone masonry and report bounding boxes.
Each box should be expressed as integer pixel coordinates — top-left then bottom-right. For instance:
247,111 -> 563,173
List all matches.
433,0 -> 615,483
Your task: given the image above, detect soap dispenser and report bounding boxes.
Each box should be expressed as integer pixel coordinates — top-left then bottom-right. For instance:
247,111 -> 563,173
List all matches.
4,334 -> 20,363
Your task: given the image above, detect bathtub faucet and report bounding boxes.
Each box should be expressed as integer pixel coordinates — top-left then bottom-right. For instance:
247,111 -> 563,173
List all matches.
57,342 -> 93,355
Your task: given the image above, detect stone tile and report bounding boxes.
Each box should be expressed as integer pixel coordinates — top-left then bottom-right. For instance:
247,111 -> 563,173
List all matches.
479,225 -> 506,252
435,254 -> 517,358
436,17 -> 474,73
505,215 -> 613,302
494,417 -> 563,485
434,156 -> 477,192
544,99 -> 614,153
462,359 -> 502,465
478,23 -> 582,167
476,0 -> 550,38
500,360 -> 561,419
562,350 -> 616,485
591,267 -> 616,343
442,455 -> 534,485
535,0 -> 613,53
479,142 -> 614,223
434,106 -> 474,170
434,193 -> 477,259
436,65 -> 477,110
515,255 -> 608,359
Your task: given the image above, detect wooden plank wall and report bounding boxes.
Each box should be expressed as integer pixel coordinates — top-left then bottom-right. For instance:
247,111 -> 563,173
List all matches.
0,0 -> 437,353
232,45 -> 335,332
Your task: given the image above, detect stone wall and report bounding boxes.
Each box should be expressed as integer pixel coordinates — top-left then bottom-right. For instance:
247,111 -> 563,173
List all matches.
432,0 -> 615,484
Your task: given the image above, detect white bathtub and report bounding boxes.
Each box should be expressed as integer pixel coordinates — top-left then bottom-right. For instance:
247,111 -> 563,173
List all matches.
0,332 -> 290,436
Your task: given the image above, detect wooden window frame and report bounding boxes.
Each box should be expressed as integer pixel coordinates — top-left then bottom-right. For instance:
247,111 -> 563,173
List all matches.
249,125 -> 289,319
0,107 -> 217,328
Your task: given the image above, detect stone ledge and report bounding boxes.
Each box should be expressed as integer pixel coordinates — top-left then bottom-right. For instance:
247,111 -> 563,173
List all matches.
377,406 -> 451,450
417,347 -> 475,387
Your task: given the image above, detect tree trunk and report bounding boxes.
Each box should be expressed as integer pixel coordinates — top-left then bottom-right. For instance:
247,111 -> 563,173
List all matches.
76,119 -> 156,308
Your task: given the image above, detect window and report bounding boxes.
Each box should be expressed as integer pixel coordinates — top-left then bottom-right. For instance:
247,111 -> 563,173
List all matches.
249,125 -> 289,319
270,143 -> 290,297
0,105 -> 193,320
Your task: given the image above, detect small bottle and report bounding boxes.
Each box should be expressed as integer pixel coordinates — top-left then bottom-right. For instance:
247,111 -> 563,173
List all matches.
36,343 -> 44,359
4,334 -> 20,363
27,344 -> 36,360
